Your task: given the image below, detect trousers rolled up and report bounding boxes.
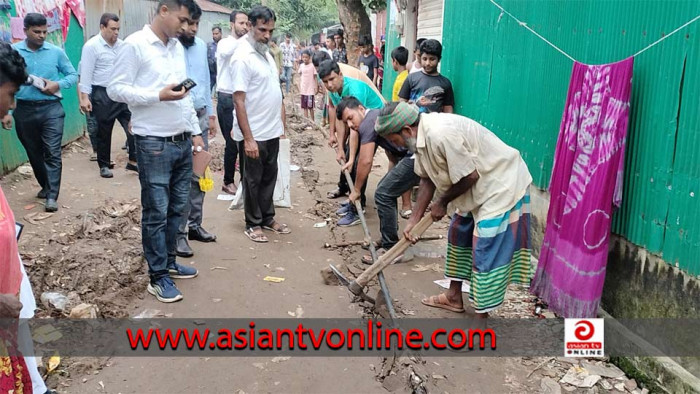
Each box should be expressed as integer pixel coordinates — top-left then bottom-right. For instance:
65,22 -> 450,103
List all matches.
178,109 -> 209,238
375,156 -> 420,249
135,134 -> 192,280
217,92 -> 238,185
92,86 -> 134,169
238,138 -> 279,229
14,100 -> 65,200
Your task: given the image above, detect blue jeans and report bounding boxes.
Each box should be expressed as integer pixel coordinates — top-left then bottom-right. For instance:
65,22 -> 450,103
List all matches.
375,156 -> 420,249
135,135 -> 192,280
283,66 -> 294,94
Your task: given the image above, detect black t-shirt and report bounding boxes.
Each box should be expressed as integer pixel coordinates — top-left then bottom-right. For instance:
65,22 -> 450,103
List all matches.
398,72 -> 455,113
359,110 -> 408,157
358,53 -> 380,81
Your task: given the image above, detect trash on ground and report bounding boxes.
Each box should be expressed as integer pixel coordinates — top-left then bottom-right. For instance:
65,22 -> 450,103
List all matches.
263,276 -> 285,283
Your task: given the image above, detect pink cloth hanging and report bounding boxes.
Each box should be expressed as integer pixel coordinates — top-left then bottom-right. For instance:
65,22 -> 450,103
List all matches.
530,57 -> 634,318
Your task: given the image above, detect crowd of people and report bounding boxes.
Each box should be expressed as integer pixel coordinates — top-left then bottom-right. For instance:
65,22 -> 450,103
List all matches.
0,0 -> 536,389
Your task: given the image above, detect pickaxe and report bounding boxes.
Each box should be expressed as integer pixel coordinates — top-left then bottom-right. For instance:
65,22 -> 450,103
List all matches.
332,214 -> 434,297
323,234 -> 443,248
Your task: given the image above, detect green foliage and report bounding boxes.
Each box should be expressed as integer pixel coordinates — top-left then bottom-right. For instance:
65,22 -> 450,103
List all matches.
210,0 -> 339,38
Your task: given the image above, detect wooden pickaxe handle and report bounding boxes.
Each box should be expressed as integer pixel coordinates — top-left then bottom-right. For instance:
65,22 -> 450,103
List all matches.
350,215 -> 434,291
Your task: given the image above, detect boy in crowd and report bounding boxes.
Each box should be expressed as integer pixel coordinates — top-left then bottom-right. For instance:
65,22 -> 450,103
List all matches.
357,36 -> 379,86
390,46 -> 409,101
399,39 -> 454,114
409,38 -> 426,74
298,49 -> 318,120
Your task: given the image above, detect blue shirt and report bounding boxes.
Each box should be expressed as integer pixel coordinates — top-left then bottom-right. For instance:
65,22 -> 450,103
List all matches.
184,37 -> 214,116
13,40 -> 78,101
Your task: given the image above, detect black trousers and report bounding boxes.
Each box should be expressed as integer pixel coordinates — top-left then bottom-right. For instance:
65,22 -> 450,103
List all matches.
14,100 -> 65,200
217,92 -> 238,185
92,85 -> 133,169
238,138 -> 279,229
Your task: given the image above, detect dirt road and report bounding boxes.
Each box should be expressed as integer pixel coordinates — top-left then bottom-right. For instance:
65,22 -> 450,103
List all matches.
2,107 -> 630,393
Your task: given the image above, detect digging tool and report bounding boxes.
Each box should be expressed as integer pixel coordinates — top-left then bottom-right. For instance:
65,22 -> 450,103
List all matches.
345,215 -> 434,296
328,264 -> 375,304
326,153 -> 399,321
323,234 -> 443,249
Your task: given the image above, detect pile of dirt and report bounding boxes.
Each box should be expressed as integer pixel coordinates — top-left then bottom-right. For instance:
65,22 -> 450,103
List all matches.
20,198 -> 147,318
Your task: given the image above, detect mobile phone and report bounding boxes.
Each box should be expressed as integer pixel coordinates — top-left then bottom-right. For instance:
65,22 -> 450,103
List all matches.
173,78 -> 197,92
15,222 -> 23,241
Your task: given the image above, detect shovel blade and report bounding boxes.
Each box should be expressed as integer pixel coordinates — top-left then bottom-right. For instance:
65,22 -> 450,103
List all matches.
329,264 -> 351,286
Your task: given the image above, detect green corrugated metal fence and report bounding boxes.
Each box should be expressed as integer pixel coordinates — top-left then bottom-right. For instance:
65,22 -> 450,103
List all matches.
0,1 -> 85,174
437,0 -> 700,276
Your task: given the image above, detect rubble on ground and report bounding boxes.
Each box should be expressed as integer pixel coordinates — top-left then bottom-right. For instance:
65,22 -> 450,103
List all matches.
20,198 -> 147,319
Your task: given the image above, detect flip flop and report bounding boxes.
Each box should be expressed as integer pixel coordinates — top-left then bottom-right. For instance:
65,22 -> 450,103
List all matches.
262,222 -> 291,234
421,294 -> 465,313
400,209 -> 413,219
244,227 -> 268,243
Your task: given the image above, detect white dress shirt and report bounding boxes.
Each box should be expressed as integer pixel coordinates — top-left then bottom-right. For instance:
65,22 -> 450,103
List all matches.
79,34 -> 123,94
215,35 -> 240,94
107,25 -> 201,137
231,35 -> 283,142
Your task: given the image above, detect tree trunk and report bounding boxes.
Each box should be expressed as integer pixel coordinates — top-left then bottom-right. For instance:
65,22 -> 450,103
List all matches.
336,0 -> 372,66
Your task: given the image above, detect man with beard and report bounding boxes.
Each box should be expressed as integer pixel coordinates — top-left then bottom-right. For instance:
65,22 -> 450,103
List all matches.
175,1 -> 218,258
216,10 -> 249,196
79,13 -> 137,178
231,5 -> 289,243
108,0 -> 205,303
375,102 -> 532,319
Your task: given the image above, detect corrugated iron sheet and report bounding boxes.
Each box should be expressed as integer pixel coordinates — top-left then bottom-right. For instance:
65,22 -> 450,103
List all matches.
417,0 -> 443,42
440,0 -> 700,275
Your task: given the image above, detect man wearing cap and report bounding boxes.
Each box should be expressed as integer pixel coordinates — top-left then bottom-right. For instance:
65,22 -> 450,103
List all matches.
374,102 -> 533,319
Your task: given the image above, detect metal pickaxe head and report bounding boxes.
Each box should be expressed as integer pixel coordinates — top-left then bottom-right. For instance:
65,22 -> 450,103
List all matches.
328,264 -> 375,304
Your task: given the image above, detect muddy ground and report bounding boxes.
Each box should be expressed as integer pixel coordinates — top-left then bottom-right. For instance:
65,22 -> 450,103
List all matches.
1,100 -> 641,393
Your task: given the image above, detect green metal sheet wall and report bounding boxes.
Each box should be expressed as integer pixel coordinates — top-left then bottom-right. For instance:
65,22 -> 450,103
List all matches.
0,2 -> 85,174
440,0 -> 700,276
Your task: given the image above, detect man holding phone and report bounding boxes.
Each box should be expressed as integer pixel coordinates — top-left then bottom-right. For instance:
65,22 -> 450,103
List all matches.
4,13 -> 78,213
175,2 -> 218,258
108,0 -> 205,303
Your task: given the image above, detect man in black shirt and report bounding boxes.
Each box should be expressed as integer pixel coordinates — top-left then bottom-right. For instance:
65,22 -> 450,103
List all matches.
336,96 -> 416,264
399,39 -> 454,113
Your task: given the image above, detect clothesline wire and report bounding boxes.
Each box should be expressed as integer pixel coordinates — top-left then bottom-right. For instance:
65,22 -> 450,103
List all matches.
488,0 -> 700,63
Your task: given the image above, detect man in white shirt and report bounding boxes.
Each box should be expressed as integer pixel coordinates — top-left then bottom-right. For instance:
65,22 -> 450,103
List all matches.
216,10 -> 248,196
79,13 -> 136,178
232,6 -> 290,243
108,0 -> 205,303
279,33 -> 296,95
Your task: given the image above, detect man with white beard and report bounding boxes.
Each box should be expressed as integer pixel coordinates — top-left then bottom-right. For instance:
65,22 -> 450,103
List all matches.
231,5 -> 289,243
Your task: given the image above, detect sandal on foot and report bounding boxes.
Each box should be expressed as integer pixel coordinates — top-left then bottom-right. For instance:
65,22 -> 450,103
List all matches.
361,248 -> 403,265
327,188 -> 347,199
400,209 -> 413,219
262,221 -> 291,234
421,294 -> 465,313
244,227 -> 268,243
